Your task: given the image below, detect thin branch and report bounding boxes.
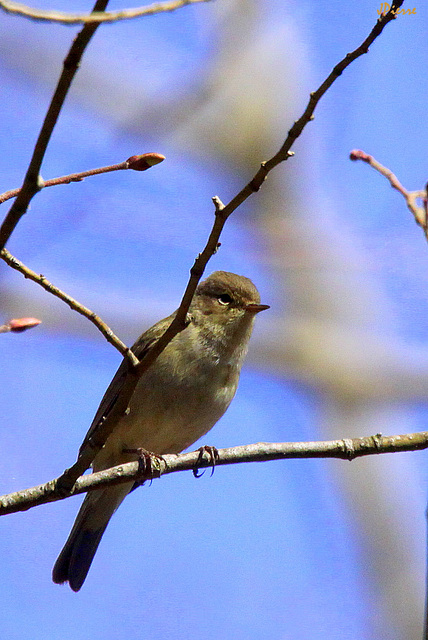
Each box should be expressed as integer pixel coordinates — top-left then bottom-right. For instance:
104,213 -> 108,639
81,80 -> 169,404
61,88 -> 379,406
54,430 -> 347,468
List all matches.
215,0 -> 404,211
0,153 -> 165,204
57,0 -> 406,490
0,248 -> 138,365
134,1 -> 408,373
0,0 -> 209,25
350,149 -> 428,240
0,0 -> 110,251
1,430 -> 428,516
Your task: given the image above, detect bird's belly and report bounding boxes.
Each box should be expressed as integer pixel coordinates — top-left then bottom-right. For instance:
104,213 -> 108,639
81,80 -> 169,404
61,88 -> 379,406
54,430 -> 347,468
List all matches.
94,366 -> 238,470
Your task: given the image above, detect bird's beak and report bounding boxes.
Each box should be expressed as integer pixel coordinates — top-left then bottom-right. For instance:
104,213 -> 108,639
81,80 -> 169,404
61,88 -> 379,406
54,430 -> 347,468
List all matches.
245,303 -> 270,313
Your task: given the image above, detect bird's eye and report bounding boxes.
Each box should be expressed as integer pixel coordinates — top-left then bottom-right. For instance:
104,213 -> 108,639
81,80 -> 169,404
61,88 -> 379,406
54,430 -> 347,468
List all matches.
218,293 -> 233,305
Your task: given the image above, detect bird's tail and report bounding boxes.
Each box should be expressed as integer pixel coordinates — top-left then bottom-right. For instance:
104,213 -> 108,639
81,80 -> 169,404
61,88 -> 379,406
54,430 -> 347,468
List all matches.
52,483 -> 132,592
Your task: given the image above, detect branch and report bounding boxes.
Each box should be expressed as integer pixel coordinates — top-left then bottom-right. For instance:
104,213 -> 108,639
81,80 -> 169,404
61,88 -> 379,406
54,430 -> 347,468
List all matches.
0,0 -> 209,25
133,1 -> 408,371
2,430 -> 428,516
57,0 -> 406,490
350,149 -> 428,240
0,248 -> 138,365
0,0 -> 110,251
219,1 -> 404,203
0,153 -> 165,204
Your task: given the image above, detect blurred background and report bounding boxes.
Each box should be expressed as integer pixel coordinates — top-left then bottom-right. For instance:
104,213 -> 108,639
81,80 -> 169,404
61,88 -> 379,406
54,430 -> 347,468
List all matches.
1,0 -> 428,638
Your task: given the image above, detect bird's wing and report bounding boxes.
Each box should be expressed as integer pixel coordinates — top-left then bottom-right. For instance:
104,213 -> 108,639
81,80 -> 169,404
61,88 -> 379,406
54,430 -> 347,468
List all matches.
78,312 -> 175,456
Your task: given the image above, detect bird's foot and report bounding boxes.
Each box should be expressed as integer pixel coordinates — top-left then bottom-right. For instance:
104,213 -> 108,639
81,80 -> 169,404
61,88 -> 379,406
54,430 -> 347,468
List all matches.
123,447 -> 165,486
193,445 -> 220,478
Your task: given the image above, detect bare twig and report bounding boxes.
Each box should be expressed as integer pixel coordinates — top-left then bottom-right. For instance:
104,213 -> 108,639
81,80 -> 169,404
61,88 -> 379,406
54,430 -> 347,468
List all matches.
0,0 -> 110,251
214,0 -> 404,208
1,430 -> 427,516
133,0 -> 408,375
350,149 -> 428,239
58,0 -> 406,490
0,248 -> 138,365
0,0 -> 210,25
0,153 -> 165,204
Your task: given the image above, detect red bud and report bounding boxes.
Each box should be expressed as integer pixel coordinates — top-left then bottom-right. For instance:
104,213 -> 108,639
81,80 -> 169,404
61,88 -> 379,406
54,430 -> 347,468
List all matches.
349,149 -> 371,162
8,317 -> 42,333
127,153 -> 165,171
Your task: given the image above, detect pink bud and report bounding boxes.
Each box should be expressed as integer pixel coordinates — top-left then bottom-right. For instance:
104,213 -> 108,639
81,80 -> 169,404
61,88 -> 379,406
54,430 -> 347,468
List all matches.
8,317 -> 42,333
349,149 -> 371,163
127,153 -> 165,171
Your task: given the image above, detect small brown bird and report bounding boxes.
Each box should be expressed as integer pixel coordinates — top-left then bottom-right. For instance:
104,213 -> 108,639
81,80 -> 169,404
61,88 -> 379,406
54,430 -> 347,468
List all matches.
53,271 -> 269,591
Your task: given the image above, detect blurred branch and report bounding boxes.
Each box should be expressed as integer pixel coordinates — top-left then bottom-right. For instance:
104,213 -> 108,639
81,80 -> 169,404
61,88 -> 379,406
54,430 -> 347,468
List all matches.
0,317 -> 41,333
350,149 -> 428,240
0,153 -> 165,204
57,0 -> 407,490
0,248 -> 138,364
1,430 -> 428,515
0,0 -> 110,251
0,0 -> 210,25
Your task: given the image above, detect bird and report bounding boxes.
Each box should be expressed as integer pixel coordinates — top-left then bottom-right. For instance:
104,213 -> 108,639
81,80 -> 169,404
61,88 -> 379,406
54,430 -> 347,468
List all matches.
52,271 -> 269,591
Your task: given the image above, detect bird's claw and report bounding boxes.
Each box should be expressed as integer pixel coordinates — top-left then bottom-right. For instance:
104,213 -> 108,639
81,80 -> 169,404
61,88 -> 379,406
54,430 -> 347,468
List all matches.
123,447 -> 165,486
193,445 -> 219,478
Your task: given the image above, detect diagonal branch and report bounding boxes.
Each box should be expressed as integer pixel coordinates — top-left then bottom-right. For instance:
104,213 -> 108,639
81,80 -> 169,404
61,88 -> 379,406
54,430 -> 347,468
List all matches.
133,1 -> 408,380
1,430 -> 427,516
214,0 -> 404,209
0,0 -> 110,251
57,0 -> 407,491
0,0 -> 210,25
0,248 -> 138,364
